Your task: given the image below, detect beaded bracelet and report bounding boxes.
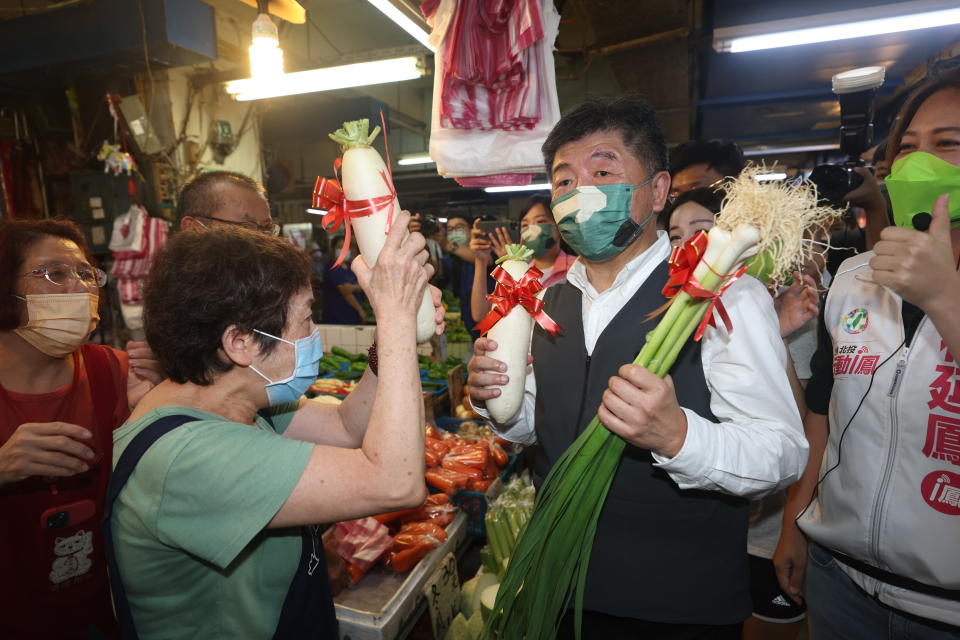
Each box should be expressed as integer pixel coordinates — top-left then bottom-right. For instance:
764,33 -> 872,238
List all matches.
367,343 -> 378,376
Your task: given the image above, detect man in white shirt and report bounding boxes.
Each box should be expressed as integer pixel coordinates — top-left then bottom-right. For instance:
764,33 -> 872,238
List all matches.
467,97 -> 806,639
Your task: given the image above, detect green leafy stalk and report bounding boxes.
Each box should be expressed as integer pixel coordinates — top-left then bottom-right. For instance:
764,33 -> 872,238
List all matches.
328,118 -> 381,153
496,243 -> 534,264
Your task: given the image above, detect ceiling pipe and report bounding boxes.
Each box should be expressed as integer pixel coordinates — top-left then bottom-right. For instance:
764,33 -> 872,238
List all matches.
556,27 -> 689,57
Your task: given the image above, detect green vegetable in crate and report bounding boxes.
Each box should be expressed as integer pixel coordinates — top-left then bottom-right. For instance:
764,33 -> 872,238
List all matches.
332,369 -> 363,381
480,584 -> 500,623
332,346 -> 367,362
319,356 -> 342,371
460,573 -> 499,620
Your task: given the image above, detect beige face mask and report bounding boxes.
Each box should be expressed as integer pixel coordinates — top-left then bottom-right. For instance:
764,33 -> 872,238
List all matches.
13,293 -> 100,358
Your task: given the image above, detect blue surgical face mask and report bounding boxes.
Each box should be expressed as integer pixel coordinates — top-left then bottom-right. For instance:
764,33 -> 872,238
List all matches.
249,327 -> 324,406
550,179 -> 655,262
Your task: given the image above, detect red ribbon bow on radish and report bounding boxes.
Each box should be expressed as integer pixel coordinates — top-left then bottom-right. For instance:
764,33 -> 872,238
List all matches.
312,158 -> 398,268
663,230 -> 747,341
475,265 -> 562,337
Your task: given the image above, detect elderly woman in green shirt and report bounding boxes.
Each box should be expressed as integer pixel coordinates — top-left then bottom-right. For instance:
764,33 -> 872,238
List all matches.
108,212 -> 441,639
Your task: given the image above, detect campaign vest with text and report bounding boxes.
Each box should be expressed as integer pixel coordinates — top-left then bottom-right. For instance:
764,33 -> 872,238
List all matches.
799,251 -> 960,626
531,264 -> 750,625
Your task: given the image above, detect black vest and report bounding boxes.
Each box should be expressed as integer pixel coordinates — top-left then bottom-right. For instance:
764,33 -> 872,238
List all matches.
531,262 -> 750,624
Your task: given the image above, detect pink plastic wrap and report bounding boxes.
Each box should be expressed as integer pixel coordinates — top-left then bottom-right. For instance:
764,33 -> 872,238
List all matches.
455,173 -> 535,187
329,517 -> 393,571
437,0 -> 544,131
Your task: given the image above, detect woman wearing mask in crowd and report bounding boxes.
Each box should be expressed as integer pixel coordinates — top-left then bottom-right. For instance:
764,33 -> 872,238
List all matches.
107,213 -> 443,639
469,195 -> 576,324
0,219 -> 162,640
440,216 -> 479,336
663,187 -> 819,640
774,64 -> 960,638
321,234 -> 366,324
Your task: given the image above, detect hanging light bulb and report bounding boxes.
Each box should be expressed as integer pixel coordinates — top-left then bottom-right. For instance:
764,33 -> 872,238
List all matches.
249,13 -> 284,79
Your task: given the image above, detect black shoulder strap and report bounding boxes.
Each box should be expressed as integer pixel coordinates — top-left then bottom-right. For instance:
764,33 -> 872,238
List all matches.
101,414 -> 200,640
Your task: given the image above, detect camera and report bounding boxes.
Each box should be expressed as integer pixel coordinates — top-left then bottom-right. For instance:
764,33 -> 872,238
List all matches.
419,214 -> 439,238
808,67 -> 886,207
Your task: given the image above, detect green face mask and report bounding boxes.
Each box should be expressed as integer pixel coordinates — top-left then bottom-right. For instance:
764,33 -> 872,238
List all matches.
885,151 -> 960,230
520,223 -> 557,259
551,180 -> 654,262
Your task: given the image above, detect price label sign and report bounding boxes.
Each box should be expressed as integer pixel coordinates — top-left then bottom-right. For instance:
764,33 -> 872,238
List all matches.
422,552 -> 460,638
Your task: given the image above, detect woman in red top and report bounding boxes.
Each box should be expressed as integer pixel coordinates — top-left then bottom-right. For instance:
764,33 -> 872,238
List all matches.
0,219 -> 161,640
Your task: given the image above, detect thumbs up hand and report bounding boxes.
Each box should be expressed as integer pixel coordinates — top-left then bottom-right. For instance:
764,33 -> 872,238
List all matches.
869,194 -> 959,312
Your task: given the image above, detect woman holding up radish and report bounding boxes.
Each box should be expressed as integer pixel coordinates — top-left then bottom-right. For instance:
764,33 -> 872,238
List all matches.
106,213 -> 445,639
467,97 -> 805,638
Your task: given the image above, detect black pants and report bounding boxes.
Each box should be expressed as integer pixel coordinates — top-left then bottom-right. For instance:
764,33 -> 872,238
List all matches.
558,610 -> 743,640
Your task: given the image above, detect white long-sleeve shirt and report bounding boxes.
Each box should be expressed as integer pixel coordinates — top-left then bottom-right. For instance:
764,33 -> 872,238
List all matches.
474,231 -> 807,498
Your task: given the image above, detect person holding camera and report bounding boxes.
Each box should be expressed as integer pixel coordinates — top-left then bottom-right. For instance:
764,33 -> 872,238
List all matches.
409,214 -> 445,284
774,65 -> 960,638
468,195 -> 576,324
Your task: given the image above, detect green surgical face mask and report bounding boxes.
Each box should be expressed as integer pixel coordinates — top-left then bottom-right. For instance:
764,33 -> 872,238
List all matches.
520,223 -> 557,259
885,151 -> 960,230
551,180 -> 654,262
447,229 -> 469,247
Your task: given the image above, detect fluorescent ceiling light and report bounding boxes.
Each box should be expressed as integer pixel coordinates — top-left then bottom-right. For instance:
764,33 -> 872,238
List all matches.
366,0 -> 434,51
438,217 -> 448,223
743,143 -> 839,156
398,153 -> 435,166
484,183 -> 551,193
714,2 -> 960,53
225,56 -> 425,101
754,172 -> 788,182
307,208 -> 326,215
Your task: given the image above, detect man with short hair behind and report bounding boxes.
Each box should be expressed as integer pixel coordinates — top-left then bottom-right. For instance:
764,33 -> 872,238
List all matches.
669,138 -> 746,198
467,97 -> 806,638
177,171 -> 280,236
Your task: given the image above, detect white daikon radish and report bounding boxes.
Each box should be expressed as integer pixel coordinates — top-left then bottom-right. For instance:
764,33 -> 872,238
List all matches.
483,244 -> 551,423
329,119 -> 435,343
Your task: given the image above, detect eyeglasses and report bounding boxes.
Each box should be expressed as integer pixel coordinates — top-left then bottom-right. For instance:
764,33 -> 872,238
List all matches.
195,215 -> 281,236
20,262 -> 108,288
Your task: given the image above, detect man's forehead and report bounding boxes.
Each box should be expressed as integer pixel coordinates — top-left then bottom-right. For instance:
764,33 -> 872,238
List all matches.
213,183 -> 270,222
552,131 -> 629,169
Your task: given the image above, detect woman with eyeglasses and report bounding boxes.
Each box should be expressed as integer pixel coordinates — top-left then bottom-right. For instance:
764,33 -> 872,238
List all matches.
0,218 -> 163,639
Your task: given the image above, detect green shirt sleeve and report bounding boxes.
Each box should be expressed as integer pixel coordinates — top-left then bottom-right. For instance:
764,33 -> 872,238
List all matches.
261,402 -> 301,435
138,418 -> 313,569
